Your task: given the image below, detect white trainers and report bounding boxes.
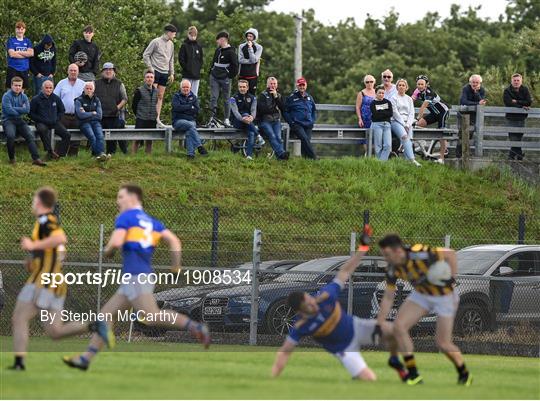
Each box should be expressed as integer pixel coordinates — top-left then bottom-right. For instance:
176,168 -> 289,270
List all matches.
246,156 -> 253,160
412,160 -> 421,167
224,119 -> 231,127
435,158 -> 445,165
256,134 -> 266,146
156,120 -> 167,129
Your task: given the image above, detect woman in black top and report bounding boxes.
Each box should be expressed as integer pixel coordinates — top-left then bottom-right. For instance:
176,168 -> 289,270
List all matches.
370,85 -> 393,160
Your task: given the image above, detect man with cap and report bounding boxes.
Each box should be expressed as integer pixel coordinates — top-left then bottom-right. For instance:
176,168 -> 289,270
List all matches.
94,62 -> 128,154
143,24 -> 177,127
283,77 -> 318,159
238,28 -> 263,95
209,31 -> 238,126
30,34 -> 56,95
68,25 -> 100,82
178,26 -> 203,97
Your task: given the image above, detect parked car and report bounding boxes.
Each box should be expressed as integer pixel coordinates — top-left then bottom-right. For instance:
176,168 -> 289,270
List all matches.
369,245 -> 540,335
134,260 -> 304,336
201,255 -> 387,335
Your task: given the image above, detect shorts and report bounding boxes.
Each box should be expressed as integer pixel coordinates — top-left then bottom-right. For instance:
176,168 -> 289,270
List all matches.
6,67 -> 29,89
17,284 -> 65,311
407,290 -> 459,317
154,71 -> 169,87
423,109 -> 449,129
117,276 -> 155,301
333,317 -> 378,377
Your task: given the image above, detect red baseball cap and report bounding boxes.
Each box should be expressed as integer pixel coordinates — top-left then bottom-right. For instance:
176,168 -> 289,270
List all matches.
296,77 -> 307,85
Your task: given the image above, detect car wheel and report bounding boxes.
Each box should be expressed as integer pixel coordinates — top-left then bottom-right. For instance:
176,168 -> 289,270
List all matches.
454,303 -> 488,336
265,299 -> 295,336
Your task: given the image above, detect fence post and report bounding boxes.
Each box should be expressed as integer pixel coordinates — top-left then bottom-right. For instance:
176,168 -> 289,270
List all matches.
165,127 -> 173,153
211,207 -> 219,267
518,213 -> 526,244
474,105 -> 484,157
347,232 -> 356,315
97,224 -> 104,312
444,234 -> 451,248
367,129 -> 373,157
249,229 -> 262,346
460,113 -> 471,169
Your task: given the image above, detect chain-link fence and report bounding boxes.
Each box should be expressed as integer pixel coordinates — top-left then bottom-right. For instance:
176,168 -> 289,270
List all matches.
1,200 -> 539,356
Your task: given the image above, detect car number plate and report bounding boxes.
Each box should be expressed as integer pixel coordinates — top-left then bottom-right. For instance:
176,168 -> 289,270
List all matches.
204,306 -> 222,315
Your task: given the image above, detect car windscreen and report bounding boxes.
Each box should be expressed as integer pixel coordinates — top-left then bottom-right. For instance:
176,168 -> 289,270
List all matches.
457,250 -> 506,275
273,258 -> 342,282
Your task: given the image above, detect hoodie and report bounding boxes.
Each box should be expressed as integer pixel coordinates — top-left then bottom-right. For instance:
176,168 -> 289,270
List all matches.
179,37 -> 203,79
30,34 -> 56,76
238,28 -> 263,78
68,38 -> 100,75
210,46 -> 238,80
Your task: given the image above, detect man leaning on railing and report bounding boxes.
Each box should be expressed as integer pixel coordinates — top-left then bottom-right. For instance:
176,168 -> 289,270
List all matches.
503,73 -> 532,161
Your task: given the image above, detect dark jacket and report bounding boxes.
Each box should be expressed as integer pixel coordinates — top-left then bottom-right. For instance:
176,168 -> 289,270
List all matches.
94,77 -> 124,118
132,84 -> 158,121
172,91 -> 199,123
257,89 -> 283,122
68,39 -> 100,75
30,92 -> 65,126
230,92 -> 257,122
460,84 -> 487,106
210,46 -> 238,80
30,34 -> 56,76
75,93 -> 102,123
179,38 -> 203,79
283,90 -> 317,128
503,85 -> 532,121
370,99 -> 393,123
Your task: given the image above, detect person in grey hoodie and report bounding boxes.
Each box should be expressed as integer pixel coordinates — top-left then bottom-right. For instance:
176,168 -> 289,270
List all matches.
238,28 -> 263,95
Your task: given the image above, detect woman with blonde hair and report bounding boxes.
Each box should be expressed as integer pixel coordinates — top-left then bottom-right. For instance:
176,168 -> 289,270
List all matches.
355,74 -> 376,128
391,78 -> 420,166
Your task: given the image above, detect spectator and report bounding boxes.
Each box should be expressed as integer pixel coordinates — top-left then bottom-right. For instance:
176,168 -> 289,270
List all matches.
412,75 -> 449,164
230,80 -> 258,160
457,74 -> 487,158
29,80 -> 71,159
75,81 -> 109,161
355,74 -> 376,128
143,24 -> 177,127
172,79 -> 207,159
94,62 -> 128,154
209,31 -> 238,126
69,25 -> 100,82
283,77 -> 317,160
53,64 -> 86,156
257,77 -> 289,160
503,73 -> 532,160
391,79 -> 420,166
238,28 -> 263,95
5,21 -> 34,89
381,69 -> 397,100
370,85 -> 393,161
178,26 -> 203,97
132,70 -> 158,154
1,77 -> 45,166
30,34 -> 56,95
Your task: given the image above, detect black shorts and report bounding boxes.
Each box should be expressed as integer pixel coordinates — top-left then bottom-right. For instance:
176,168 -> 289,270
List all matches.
135,119 -> 157,129
423,109 -> 449,129
154,71 -> 169,87
6,67 -> 29,89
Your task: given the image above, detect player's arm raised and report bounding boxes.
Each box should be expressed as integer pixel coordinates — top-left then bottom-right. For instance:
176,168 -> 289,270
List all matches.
160,229 -> 182,272
336,224 -> 372,283
271,339 -> 296,378
104,229 -> 127,257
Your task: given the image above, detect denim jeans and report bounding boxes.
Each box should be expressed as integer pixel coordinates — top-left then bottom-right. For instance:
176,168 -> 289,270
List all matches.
290,124 -> 317,159
209,75 -> 231,120
232,118 -> 256,157
2,119 -> 40,160
32,75 -> 53,95
79,120 -> 105,155
259,120 -> 285,157
173,119 -> 201,156
372,121 -> 392,161
391,121 -> 415,161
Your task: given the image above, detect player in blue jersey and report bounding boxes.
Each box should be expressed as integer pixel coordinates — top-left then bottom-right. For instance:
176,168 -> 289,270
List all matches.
63,184 -> 210,370
271,225 -> 404,381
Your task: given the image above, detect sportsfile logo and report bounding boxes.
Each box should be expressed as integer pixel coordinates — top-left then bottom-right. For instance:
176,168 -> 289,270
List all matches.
40,270 -> 182,288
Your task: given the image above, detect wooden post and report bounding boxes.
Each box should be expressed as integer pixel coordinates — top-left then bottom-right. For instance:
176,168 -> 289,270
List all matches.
460,113 -> 471,169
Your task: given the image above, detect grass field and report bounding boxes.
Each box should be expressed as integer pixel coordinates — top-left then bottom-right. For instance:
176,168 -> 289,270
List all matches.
1,338 -> 539,399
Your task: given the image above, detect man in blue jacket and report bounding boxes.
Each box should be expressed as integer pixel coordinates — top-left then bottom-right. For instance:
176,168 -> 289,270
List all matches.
1,76 -> 46,166
30,80 -> 71,159
172,79 -> 207,159
284,77 -> 317,159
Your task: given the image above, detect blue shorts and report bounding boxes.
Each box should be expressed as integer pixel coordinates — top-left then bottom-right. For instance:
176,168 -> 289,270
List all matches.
154,71 -> 169,87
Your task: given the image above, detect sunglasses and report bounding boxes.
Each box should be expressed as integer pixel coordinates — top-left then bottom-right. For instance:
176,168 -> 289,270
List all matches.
383,75 -> 392,79
365,81 -> 374,84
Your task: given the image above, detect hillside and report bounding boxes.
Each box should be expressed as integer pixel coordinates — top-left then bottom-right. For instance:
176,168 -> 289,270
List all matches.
0,148 -> 538,266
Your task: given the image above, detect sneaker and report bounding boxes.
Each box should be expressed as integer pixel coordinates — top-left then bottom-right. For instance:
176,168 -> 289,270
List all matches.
190,323 -> 211,349
197,146 -> 208,155
62,355 -> 89,371
246,156 -> 253,160
256,134 -> 266,146
278,151 -> 290,161
96,153 -> 112,162
224,119 -> 231,127
406,374 -> 424,385
458,372 -> 473,386
7,364 -> 25,371
412,160 -> 421,167
156,120 -> 167,129
32,159 -> 47,167
435,158 -> 445,165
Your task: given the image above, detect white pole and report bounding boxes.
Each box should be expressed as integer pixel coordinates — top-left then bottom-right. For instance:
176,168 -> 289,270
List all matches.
294,14 -> 303,83
97,224 -> 104,311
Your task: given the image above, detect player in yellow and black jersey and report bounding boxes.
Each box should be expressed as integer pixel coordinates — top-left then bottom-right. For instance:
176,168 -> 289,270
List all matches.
10,187 -> 111,371
376,234 -> 472,387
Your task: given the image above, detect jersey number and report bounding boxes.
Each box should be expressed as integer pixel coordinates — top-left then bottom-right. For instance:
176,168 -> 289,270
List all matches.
139,220 -> 154,248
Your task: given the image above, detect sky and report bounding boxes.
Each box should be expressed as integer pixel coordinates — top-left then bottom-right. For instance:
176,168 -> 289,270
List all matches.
265,0 -> 509,25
